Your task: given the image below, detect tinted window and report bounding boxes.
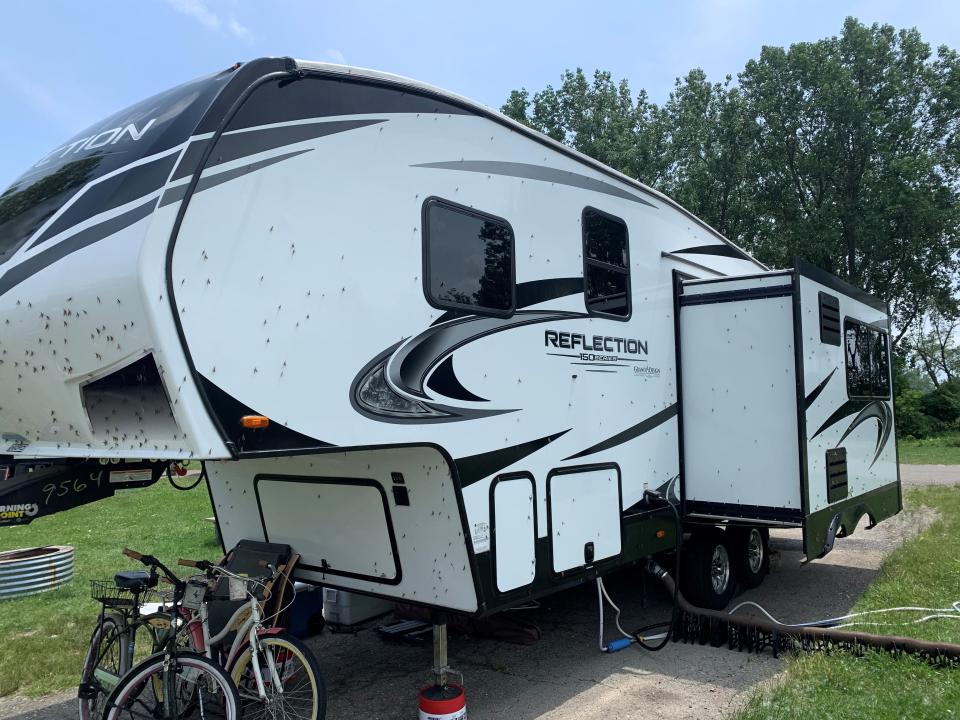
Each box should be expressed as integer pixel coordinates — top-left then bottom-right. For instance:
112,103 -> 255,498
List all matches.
844,319 -> 891,398
424,199 -> 514,315
582,208 -> 630,318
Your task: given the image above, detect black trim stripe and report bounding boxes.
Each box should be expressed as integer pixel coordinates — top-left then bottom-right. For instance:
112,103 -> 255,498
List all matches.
679,286 -> 793,306
160,149 -> 313,207
0,200 -> 156,297
456,430 -> 569,488
413,160 -> 656,207
796,259 -> 888,314
564,403 -> 678,461
30,154 -> 177,249
170,118 -> 386,181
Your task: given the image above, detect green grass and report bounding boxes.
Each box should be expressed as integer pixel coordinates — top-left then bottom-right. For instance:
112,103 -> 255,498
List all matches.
0,480 -> 217,697
735,484 -> 960,720
898,432 -> 960,465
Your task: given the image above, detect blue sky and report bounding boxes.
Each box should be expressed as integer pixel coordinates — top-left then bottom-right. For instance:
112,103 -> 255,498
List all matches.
1,0 -> 958,189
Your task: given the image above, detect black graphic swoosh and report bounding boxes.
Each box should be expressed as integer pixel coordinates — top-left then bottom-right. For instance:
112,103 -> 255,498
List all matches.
564,403 -> 678,461
427,355 -> 487,402
812,398 -> 893,469
804,368 -> 837,410
456,430 -> 570,488
671,243 -> 754,262
389,310 -> 585,401
430,277 -> 584,326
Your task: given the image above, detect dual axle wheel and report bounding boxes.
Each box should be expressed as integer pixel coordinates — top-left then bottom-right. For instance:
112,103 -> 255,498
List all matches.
680,526 -> 769,610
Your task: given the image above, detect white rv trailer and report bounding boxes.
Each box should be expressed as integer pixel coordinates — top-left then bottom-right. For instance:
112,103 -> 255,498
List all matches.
0,58 -> 900,614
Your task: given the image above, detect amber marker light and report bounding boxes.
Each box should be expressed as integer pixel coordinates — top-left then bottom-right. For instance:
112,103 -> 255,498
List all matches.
655,529 -> 667,539
240,415 -> 270,429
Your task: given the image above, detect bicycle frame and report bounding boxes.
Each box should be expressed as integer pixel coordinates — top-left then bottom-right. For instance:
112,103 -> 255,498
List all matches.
182,576 -> 285,702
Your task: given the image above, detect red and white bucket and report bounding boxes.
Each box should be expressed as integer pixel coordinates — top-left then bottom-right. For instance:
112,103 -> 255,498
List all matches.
418,683 -> 466,720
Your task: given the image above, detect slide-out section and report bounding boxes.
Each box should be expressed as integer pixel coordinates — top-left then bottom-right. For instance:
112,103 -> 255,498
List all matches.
679,271 -> 802,523
677,264 -> 901,559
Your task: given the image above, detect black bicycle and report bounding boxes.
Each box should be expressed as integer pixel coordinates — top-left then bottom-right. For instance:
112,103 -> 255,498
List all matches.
80,548 -> 240,720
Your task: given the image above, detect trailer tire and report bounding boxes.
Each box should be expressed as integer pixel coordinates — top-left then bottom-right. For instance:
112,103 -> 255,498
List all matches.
681,528 -> 737,610
731,527 -> 769,589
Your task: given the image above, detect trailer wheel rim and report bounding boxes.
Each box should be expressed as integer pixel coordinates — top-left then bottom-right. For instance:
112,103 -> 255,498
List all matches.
711,544 -> 730,595
747,529 -> 764,574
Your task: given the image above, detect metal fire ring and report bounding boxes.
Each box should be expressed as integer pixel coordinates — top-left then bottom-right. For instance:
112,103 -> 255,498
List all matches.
0,545 -> 75,599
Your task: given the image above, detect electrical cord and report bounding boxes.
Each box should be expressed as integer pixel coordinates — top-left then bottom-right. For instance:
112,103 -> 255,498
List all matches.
634,474 -> 681,652
728,598 -> 960,630
167,460 -> 207,491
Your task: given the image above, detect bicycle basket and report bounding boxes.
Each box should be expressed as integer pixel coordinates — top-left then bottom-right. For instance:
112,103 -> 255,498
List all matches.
90,580 -> 169,608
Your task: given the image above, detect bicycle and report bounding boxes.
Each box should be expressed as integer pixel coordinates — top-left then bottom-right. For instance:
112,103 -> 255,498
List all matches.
78,554 -> 179,720
98,548 -> 240,720
176,554 -> 326,720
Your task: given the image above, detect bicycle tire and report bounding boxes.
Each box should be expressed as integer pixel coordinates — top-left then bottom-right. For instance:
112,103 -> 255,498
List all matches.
102,651 -> 240,720
231,632 -> 326,720
78,613 -> 123,720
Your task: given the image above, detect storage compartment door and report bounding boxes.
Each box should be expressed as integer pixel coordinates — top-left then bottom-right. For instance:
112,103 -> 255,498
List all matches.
491,475 -> 536,592
548,466 -> 621,573
256,476 -> 400,583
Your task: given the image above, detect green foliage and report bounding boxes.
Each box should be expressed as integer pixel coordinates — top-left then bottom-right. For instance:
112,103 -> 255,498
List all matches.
736,485 -> 960,719
898,432 -> 960,464
502,17 -> 960,343
894,388 -> 940,439
0,480 -> 217,697
919,379 -> 960,424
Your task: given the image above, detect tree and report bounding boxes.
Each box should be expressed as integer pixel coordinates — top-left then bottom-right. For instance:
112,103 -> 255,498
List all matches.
502,18 -> 960,348
903,311 -> 960,386
740,18 -> 960,341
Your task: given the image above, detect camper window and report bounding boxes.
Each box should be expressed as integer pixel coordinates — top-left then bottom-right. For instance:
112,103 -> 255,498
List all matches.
582,208 -> 630,319
422,198 -> 515,316
843,320 -> 891,398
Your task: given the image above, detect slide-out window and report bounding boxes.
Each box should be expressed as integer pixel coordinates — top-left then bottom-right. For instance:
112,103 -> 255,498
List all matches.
844,319 -> 891,398
422,197 -> 515,316
582,207 -> 630,319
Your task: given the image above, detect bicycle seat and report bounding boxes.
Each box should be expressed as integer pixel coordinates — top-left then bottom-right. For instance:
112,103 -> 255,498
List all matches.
114,570 -> 153,592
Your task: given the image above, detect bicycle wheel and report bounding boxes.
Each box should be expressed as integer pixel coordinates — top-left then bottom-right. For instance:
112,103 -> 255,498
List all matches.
103,651 -> 240,720
78,614 -> 123,720
231,632 -> 326,720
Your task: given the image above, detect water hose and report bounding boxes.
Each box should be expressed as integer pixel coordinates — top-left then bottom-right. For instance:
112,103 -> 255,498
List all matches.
647,560 -> 960,665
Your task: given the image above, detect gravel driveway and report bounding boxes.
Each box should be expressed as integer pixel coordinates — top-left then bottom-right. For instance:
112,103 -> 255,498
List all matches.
3,465 -> 954,720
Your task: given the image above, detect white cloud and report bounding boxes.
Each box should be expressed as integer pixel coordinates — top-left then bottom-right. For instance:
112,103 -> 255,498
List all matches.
228,17 -> 254,43
325,48 -> 346,65
164,0 -> 221,30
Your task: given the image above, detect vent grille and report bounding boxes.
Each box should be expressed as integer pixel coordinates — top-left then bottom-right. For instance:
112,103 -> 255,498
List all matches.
826,447 -> 848,503
819,292 -> 841,345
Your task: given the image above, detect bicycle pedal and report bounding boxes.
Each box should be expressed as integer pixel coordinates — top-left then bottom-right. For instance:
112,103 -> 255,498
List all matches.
77,683 -> 99,700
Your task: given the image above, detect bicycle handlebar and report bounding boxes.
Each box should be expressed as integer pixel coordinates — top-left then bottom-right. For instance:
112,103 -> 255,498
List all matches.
177,558 -> 214,570
123,548 -> 183,589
